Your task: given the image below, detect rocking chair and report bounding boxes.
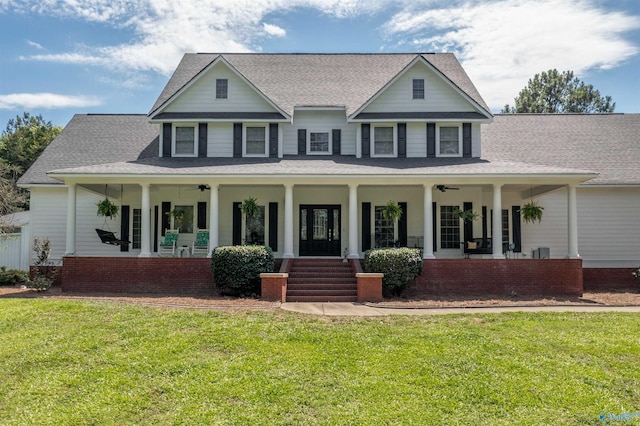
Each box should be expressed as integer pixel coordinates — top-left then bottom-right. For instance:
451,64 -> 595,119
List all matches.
158,229 -> 179,256
192,229 -> 210,257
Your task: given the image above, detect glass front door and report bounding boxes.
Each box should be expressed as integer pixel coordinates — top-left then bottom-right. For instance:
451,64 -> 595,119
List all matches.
299,205 -> 341,256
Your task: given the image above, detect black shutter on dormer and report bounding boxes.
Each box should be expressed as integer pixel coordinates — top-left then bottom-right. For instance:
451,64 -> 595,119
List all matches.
269,123 -> 278,157
332,129 -> 341,155
162,123 -> 172,157
233,123 -> 242,158
362,124 -> 370,157
398,123 -> 407,158
427,123 -> 436,158
298,129 -> 306,155
198,123 -> 207,158
463,123 -> 472,157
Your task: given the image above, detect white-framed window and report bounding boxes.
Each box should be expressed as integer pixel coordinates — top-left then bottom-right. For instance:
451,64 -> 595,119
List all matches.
374,206 -> 395,248
216,79 -> 228,99
243,124 -> 268,157
371,124 -> 396,157
436,124 -> 462,157
413,79 -> 425,99
173,124 -> 198,157
244,205 -> 266,245
440,205 -> 460,249
308,132 -> 331,154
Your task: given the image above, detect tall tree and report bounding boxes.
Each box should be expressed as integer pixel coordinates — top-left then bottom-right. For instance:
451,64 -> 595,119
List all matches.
502,69 -> 615,113
0,112 -> 62,174
0,159 -> 27,232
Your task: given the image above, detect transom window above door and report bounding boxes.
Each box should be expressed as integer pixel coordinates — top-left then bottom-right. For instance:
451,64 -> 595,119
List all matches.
243,125 -> 268,157
437,124 -> 462,157
173,124 -> 197,157
372,125 -> 396,157
309,132 -> 330,154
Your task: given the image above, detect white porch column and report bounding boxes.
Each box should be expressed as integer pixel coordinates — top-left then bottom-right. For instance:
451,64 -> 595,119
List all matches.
139,183 -> 151,257
423,184 -> 435,259
567,184 -> 580,258
64,182 -> 77,256
283,183 -> 294,258
348,184 -> 359,258
492,183 -> 504,259
208,183 -> 219,257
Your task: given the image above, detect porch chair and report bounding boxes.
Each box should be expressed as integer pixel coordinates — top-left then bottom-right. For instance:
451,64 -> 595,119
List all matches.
192,229 -> 210,257
158,229 -> 179,256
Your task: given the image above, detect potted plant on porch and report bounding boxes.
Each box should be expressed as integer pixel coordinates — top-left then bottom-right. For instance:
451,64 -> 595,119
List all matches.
167,207 -> 193,230
453,207 -> 480,223
520,201 -> 544,224
96,197 -> 119,218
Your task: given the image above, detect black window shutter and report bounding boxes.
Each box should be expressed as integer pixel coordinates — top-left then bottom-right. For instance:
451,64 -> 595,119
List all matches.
482,206 -> 488,241
120,206 -> 130,252
269,123 -> 278,158
362,202 -> 371,251
269,202 -> 278,251
427,123 -> 436,158
361,124 -> 370,157
463,123 -> 472,157
511,206 -> 522,252
232,202 -> 242,245
332,129 -> 341,155
432,202 -> 437,252
161,202 -> 171,235
398,123 -> 407,158
197,202 -> 207,230
233,123 -> 242,158
153,206 -> 159,252
398,202 -> 407,247
298,129 -> 306,155
463,201 -> 473,242
162,123 -> 172,157
198,123 -> 207,158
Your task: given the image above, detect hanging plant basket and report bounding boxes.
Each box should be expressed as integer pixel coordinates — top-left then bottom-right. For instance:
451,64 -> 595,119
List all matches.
96,198 -> 119,218
241,197 -> 259,220
521,201 -> 544,224
382,200 -> 402,222
167,207 -> 193,227
453,207 -> 480,223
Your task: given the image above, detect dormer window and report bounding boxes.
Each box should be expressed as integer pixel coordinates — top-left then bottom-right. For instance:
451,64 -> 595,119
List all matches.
309,132 -> 330,154
437,124 -> 462,157
243,124 -> 268,157
216,79 -> 228,99
173,124 -> 198,157
413,79 -> 425,99
371,124 -> 396,157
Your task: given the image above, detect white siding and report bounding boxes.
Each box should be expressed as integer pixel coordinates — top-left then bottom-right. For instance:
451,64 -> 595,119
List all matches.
0,234 -> 26,270
363,61 -> 476,113
282,110 -> 356,155
165,61 -> 278,114
207,123 -> 233,157
407,122 -> 426,157
30,187 -> 68,262
472,123 -> 481,157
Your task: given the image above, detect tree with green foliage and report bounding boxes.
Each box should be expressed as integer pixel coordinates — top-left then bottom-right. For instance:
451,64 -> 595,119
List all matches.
0,112 -> 62,174
501,69 -> 615,114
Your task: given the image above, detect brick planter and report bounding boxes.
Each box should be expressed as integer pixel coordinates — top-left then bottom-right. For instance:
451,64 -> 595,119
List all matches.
261,273 -> 288,302
356,273 -> 383,302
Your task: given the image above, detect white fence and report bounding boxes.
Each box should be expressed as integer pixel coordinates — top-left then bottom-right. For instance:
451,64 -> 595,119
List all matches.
0,231 -> 30,271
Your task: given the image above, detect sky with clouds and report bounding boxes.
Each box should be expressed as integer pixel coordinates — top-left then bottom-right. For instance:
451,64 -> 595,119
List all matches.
0,0 -> 638,127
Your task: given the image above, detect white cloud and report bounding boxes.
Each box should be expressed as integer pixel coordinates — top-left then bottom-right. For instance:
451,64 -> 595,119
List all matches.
27,40 -> 44,49
0,93 -> 102,110
384,0 -> 640,110
263,23 -> 286,37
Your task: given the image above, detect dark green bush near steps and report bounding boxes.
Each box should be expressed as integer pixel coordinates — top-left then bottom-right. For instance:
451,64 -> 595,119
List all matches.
0,267 -> 29,286
211,245 -> 274,297
364,248 -> 423,297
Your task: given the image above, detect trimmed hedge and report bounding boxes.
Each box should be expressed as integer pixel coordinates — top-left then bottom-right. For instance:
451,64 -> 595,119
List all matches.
364,248 -> 423,297
0,267 -> 29,286
211,245 -> 274,297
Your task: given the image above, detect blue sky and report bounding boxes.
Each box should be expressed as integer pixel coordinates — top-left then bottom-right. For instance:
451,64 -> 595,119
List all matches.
1,0 -> 639,127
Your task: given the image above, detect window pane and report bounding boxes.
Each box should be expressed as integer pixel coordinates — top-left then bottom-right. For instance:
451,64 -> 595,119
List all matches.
413,79 -> 424,99
374,206 -> 395,248
440,205 -> 460,249
374,127 -> 394,155
313,209 -> 328,240
173,205 -> 194,234
310,132 -> 329,152
301,210 -> 307,241
245,205 -> 265,245
246,127 -> 265,154
216,79 -> 228,99
502,209 -> 509,246
133,209 -> 141,249
439,127 -> 459,155
175,127 -> 194,155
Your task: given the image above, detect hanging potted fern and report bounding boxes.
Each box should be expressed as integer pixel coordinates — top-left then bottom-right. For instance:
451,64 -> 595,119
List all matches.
453,207 -> 480,223
382,200 -> 402,222
96,197 -> 119,218
241,197 -> 259,220
521,201 -> 544,224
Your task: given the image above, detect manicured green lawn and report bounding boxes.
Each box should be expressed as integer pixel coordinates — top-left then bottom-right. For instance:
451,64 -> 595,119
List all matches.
0,300 -> 638,425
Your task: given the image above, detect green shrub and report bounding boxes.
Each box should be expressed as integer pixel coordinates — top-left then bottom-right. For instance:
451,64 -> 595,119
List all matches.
364,248 -> 423,297
211,245 -> 274,297
0,267 -> 29,286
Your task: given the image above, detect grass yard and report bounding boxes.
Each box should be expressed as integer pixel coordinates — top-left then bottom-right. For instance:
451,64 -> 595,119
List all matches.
0,300 -> 638,425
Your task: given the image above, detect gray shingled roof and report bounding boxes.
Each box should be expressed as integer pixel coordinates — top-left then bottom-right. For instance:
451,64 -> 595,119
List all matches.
482,114 -> 640,185
18,114 -> 159,185
149,53 -> 492,118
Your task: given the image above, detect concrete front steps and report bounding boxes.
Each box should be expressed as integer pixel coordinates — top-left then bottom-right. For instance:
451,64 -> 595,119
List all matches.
286,258 -> 357,302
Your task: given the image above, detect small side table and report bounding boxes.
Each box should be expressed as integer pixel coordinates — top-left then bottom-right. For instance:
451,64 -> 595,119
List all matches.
178,246 -> 190,257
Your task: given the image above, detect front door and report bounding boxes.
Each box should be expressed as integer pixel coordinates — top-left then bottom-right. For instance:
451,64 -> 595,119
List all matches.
299,205 -> 341,256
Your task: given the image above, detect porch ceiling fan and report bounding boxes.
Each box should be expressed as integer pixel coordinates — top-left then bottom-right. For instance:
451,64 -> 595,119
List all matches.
186,184 -> 211,192
436,185 -> 460,192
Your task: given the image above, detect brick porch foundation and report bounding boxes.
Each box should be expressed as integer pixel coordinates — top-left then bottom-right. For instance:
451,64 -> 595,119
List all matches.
409,259 -> 584,296
583,268 -> 638,291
